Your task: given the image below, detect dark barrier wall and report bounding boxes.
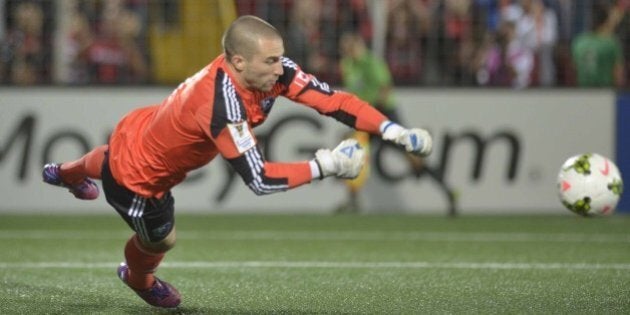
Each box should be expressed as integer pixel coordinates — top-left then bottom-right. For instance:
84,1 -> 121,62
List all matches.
617,92 -> 630,213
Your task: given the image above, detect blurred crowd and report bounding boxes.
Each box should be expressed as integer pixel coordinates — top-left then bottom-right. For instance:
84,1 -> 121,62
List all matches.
1,0 -> 628,88
0,0 -> 148,85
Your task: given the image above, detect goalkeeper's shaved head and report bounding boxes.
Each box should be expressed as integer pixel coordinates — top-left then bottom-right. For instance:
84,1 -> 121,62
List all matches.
223,15 -> 283,61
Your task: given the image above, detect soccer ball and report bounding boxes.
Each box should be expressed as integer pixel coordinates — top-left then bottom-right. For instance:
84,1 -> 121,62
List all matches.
557,153 -> 623,216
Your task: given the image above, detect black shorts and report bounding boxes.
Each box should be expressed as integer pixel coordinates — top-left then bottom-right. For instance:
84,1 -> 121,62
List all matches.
101,152 -> 175,243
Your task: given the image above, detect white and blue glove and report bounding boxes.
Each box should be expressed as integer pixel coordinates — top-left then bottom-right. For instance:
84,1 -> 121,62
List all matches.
314,139 -> 365,179
381,121 -> 432,157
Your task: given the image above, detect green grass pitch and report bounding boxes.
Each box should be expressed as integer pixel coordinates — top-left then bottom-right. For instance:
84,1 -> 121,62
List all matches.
1,213 -> 629,314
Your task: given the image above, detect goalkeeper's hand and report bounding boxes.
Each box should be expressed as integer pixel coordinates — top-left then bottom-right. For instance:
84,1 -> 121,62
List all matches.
314,139 -> 365,179
381,121 -> 433,157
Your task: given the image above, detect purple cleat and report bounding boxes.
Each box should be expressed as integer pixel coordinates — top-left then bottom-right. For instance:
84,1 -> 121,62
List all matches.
117,262 -> 181,308
42,163 -> 99,200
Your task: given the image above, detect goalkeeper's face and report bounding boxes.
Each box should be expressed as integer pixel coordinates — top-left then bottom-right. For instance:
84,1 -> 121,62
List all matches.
241,37 -> 285,92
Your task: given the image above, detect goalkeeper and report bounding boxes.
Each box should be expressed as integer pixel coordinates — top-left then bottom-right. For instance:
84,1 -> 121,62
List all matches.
41,16 -> 432,309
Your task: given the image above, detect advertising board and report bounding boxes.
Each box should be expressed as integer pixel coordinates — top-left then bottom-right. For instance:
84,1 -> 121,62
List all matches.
0,88 -> 616,214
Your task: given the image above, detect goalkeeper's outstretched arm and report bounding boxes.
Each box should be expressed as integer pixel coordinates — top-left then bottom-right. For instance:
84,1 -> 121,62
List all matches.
225,139 -> 366,196
278,58 -> 432,157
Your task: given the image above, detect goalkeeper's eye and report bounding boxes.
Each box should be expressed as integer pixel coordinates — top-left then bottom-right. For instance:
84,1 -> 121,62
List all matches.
265,57 -> 280,65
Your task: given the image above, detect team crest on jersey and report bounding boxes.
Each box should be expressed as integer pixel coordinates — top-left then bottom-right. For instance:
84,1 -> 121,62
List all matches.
260,97 -> 275,114
227,121 -> 256,153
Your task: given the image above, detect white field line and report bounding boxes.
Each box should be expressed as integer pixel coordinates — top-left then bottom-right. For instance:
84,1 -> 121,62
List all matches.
0,230 -> 628,243
1,261 -> 630,270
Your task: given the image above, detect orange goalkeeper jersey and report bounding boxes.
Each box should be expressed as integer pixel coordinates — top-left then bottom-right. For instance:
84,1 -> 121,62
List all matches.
108,55 -> 387,198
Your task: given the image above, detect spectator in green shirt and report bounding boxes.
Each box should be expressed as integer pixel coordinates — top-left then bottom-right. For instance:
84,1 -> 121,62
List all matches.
571,3 -> 626,87
336,32 -> 423,213
339,32 -> 397,117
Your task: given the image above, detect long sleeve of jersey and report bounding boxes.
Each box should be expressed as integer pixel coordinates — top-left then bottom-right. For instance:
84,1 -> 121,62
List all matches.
224,144 -> 313,196
278,57 -> 388,134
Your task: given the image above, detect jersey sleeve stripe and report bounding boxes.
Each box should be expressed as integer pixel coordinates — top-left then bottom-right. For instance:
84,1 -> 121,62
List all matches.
245,149 -> 288,194
212,69 -> 247,137
227,148 -> 289,196
222,72 -> 243,122
244,149 -> 263,174
278,57 -> 298,87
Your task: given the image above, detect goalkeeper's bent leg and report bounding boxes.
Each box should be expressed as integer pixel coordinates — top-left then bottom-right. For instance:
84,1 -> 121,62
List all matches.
59,144 -> 108,184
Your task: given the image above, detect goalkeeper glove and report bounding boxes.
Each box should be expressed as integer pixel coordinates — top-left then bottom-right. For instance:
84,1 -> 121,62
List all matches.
314,139 -> 365,179
381,121 -> 433,157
